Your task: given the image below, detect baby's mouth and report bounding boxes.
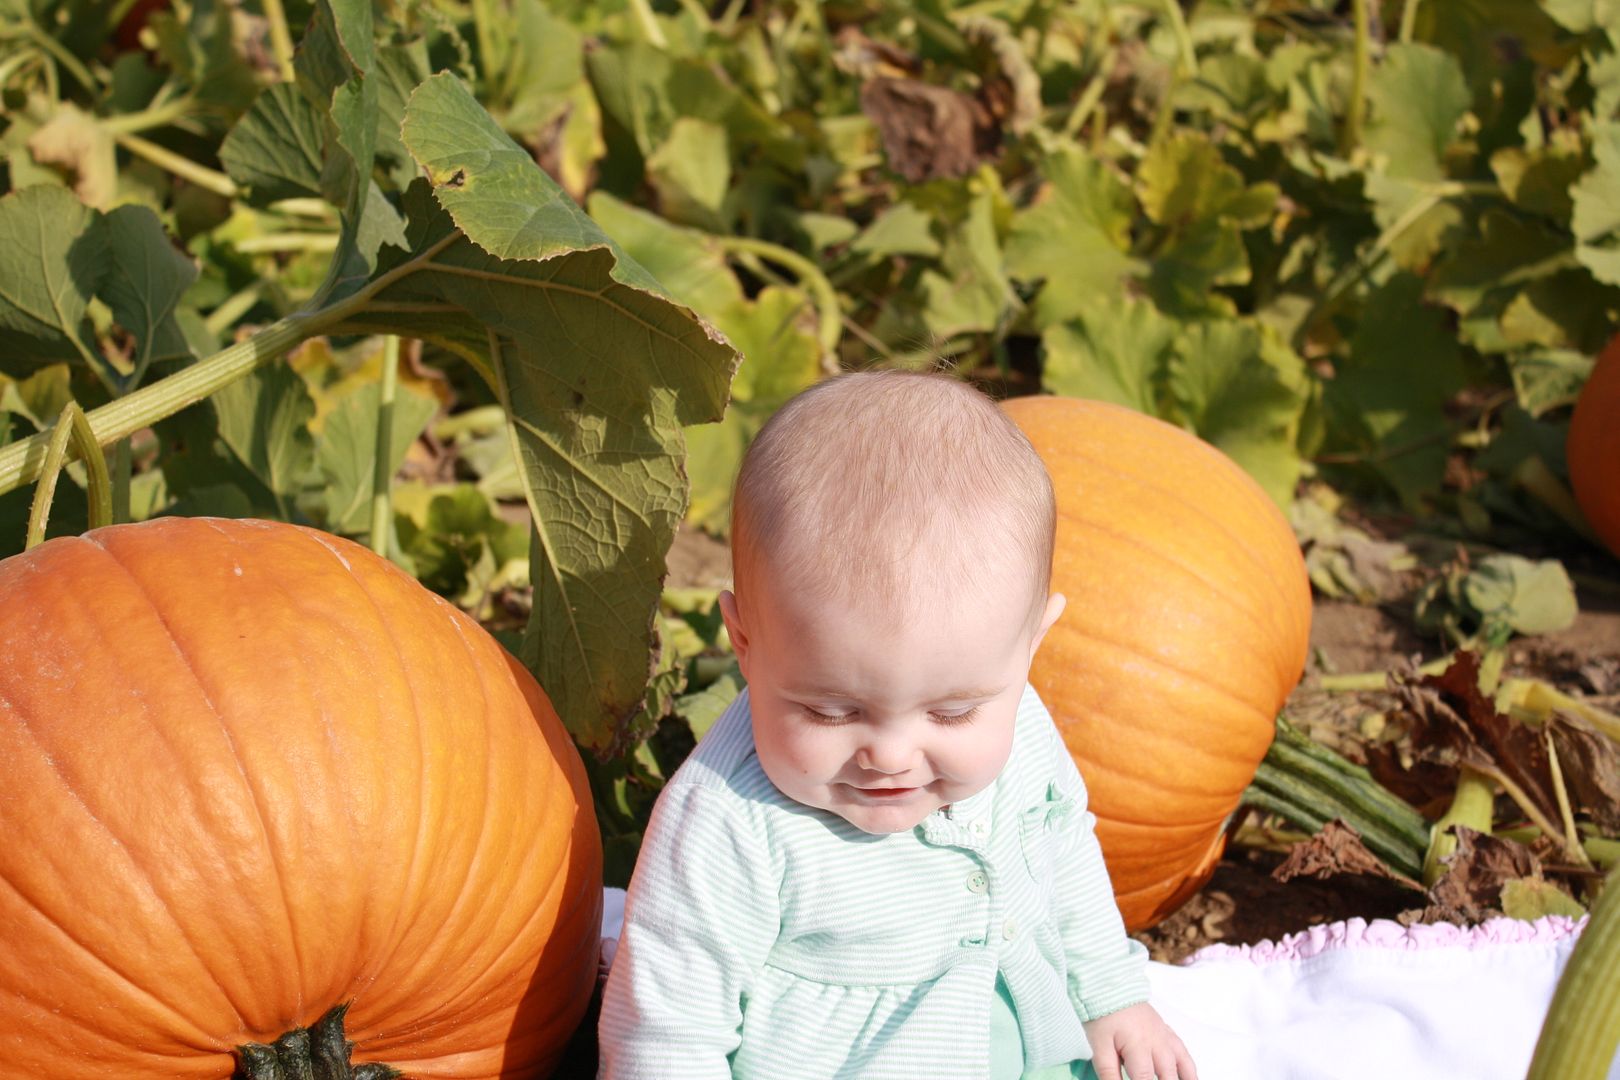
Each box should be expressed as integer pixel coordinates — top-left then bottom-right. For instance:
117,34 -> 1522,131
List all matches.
852,785 -> 918,798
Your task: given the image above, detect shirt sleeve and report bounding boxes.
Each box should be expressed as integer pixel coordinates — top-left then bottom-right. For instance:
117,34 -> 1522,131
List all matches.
597,779 -> 781,1079
1037,700 -> 1152,1023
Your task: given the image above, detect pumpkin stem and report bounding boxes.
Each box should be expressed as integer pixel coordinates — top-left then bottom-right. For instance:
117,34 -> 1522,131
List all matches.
234,1004 -> 399,1080
1244,715 -> 1432,881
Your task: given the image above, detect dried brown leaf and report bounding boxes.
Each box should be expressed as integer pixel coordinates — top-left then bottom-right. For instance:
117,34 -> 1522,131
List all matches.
859,77 -> 996,182
1422,826 -> 1541,923
1548,708 -> 1620,832
1271,819 -> 1423,890
1394,651 -> 1564,835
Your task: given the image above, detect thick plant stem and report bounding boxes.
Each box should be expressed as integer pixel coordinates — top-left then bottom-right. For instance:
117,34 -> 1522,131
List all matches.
234,1003 -> 399,1080
370,336 -> 401,557
0,315 -> 313,497
1526,870 -> 1620,1080
0,231 -> 460,499
260,0 -> 296,82
1244,716 -> 1431,881
25,402 -> 111,549
1341,0 -> 1370,157
1422,765 -> 1495,886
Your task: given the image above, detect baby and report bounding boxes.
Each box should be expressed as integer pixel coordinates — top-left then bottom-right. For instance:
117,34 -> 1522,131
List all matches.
599,371 -> 1196,1080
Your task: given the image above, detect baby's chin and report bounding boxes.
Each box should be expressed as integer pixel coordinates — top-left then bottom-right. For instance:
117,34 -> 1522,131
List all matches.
830,794 -> 944,834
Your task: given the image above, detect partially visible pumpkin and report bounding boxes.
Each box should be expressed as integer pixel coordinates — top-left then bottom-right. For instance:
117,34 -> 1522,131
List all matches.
1569,334 -> 1620,559
0,517 -> 602,1078
1002,396 -> 1312,932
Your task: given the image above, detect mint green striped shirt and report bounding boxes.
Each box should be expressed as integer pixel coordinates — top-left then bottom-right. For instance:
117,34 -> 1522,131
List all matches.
598,684 -> 1150,1079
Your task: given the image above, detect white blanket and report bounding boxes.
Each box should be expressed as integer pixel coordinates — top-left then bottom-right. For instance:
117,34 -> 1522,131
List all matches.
600,888 -> 1616,1079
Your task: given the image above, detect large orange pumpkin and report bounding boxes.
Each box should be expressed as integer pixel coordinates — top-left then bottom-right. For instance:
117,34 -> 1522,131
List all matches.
0,517 -> 602,1078
1569,334 -> 1620,558
1002,396 -> 1312,931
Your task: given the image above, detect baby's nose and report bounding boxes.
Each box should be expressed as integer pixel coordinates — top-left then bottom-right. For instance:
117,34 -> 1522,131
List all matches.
856,740 -> 913,774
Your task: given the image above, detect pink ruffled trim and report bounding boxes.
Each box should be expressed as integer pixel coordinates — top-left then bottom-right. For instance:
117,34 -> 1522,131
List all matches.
1183,914 -> 1589,967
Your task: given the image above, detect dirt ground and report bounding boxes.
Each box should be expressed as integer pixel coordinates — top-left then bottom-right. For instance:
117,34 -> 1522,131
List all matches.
662,525 -> 1620,965
1136,584 -> 1620,963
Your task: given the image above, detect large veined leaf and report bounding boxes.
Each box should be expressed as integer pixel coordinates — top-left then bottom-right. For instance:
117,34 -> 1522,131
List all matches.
1168,319 -> 1307,507
1365,44 -> 1470,182
1571,122 -> 1620,287
100,205 -> 199,387
1040,297 -> 1178,413
336,73 -> 739,752
587,193 -> 820,535
1005,144 -> 1135,328
0,186 -> 105,376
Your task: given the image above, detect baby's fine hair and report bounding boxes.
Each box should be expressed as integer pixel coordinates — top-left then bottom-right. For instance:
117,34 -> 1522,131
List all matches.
730,370 -> 1056,616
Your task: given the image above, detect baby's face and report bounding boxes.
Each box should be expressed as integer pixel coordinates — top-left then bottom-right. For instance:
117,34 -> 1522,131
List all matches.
720,564 -> 1064,834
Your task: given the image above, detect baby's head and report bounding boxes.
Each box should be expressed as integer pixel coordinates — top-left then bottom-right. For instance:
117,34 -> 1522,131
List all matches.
718,371 -> 1065,833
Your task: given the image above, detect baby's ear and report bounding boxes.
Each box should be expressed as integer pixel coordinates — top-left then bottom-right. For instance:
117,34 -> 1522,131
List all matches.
1030,592 -> 1066,656
718,589 -> 751,669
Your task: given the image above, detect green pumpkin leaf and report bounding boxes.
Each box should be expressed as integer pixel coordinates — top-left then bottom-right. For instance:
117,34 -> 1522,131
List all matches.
1365,44 -> 1470,181
1508,349 -> 1595,416
0,185 -> 105,377
1571,122 -> 1620,287
1169,319 -> 1307,507
647,117 -> 732,230
676,663 -> 743,742
1328,272 -> 1465,508
921,191 -> 1014,339
1463,555 -> 1579,637
100,205 -> 200,387
211,362 -> 318,506
316,382 -> 440,535
1005,144 -> 1135,327
851,201 -> 941,259
1491,145 -> 1585,223
588,191 -> 746,317
359,72 -> 740,752
683,285 -> 822,534
1040,297 -> 1178,413
1501,876 -> 1586,921
219,84 -> 327,205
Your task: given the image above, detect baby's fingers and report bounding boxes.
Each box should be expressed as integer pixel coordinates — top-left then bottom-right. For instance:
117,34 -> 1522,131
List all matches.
1121,1047 -> 1156,1080
1089,1043 -> 1123,1080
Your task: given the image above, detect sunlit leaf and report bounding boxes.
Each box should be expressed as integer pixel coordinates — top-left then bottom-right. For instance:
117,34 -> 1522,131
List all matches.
647,117 -> 731,230
851,201 -> 941,258
1463,555 -> 1579,637
1169,318 -> 1307,506
1005,144 -> 1134,327
1365,44 -> 1470,181
317,382 -> 440,534
921,191 -> 1013,339
1040,297 -> 1177,413
1508,349 -> 1595,416
1571,122 -> 1620,287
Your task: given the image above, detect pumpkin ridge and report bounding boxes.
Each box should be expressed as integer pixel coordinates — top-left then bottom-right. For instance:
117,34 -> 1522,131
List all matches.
1052,512 -> 1292,674
356,593 -> 508,1037
0,775 -> 228,1047
1038,435 -> 1306,637
76,531 -> 308,1029
1050,628 -> 1278,718
284,527 -> 436,1014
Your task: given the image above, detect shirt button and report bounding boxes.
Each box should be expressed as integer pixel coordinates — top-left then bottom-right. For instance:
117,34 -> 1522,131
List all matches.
966,870 -> 989,894
970,819 -> 988,837
1003,918 -> 1018,940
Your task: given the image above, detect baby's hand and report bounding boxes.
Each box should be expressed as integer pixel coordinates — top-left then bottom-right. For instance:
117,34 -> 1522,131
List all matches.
1082,1002 -> 1197,1080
